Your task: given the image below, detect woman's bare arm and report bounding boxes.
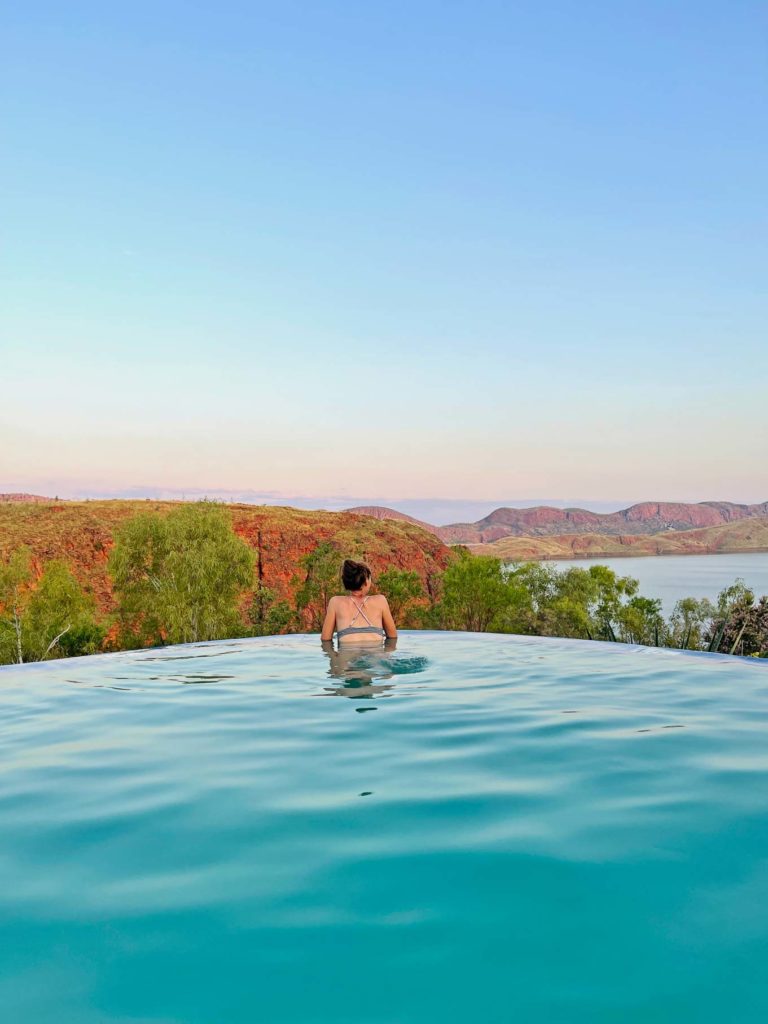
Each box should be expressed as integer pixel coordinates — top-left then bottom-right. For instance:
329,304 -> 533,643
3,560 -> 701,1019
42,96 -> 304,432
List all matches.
320,597 -> 337,641
381,596 -> 397,639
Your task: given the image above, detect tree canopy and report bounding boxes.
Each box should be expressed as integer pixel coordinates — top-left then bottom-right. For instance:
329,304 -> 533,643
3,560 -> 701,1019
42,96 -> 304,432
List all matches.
0,549 -> 101,663
108,502 -> 254,646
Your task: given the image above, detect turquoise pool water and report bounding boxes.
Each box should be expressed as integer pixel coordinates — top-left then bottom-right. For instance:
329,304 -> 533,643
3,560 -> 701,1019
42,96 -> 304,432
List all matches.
1,632 -> 767,1023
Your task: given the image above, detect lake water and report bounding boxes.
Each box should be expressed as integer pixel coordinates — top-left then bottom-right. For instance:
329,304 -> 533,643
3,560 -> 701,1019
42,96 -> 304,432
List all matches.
2,632 -> 768,1022
544,551 -> 768,614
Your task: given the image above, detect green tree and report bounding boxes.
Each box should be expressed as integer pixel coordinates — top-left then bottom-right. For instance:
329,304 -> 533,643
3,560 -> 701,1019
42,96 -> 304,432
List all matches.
437,549 -> 512,632
109,503 -> 254,646
618,595 -> 665,646
499,562 -> 645,643
23,561 -> 103,661
667,596 -> 715,650
249,585 -> 296,636
705,579 -> 755,653
546,566 -> 599,639
293,542 -> 345,630
733,596 -> 768,657
0,550 -> 102,664
705,583 -> 767,657
586,565 -> 638,641
0,547 -> 33,664
376,568 -> 424,625
505,562 -> 558,634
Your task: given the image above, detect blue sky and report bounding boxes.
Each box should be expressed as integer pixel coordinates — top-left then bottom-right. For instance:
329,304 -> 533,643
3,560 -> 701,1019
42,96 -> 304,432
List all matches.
2,1 -> 766,512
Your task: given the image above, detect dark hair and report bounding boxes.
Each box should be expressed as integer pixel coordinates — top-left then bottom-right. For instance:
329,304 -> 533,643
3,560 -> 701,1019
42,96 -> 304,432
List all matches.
342,559 -> 371,592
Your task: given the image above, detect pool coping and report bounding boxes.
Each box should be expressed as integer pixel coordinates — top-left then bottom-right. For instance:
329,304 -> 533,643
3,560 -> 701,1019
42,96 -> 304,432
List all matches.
1,629 -> 766,675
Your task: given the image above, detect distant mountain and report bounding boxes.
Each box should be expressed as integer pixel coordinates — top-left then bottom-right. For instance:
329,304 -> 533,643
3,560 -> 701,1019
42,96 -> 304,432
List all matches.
347,500 -> 768,548
345,505 -> 442,536
0,493 -> 54,503
439,500 -> 768,543
474,516 -> 768,561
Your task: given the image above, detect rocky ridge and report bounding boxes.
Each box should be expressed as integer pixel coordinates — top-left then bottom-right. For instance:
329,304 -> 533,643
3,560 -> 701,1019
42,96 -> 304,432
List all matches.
352,500 -> 768,544
0,493 -> 54,503
472,516 -> 768,561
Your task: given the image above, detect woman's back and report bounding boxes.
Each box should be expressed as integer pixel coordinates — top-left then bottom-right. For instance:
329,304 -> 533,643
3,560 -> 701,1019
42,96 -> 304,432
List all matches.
320,559 -> 398,645
333,594 -> 387,645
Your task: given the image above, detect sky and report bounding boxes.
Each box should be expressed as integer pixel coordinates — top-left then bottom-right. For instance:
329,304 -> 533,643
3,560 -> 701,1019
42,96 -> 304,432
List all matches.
2,1 -> 766,518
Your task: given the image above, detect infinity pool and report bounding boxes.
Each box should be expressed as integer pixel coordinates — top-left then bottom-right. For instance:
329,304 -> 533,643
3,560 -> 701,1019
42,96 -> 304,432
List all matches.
1,633 -> 767,1022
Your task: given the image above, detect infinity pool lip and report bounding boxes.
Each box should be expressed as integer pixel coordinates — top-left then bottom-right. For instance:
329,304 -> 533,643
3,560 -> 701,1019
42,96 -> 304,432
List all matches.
1,629 -> 765,674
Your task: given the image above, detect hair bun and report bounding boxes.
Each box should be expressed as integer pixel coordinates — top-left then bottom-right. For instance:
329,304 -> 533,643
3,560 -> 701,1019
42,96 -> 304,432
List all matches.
342,559 -> 372,591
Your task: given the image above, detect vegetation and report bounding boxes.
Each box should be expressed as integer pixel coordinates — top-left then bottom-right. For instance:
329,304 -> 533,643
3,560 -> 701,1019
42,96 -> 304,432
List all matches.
704,581 -> 768,657
0,547 -> 102,663
1,503 -> 766,665
437,550 -> 516,632
293,542 -> 347,631
376,567 -> 427,626
109,503 -> 254,646
249,585 -> 296,637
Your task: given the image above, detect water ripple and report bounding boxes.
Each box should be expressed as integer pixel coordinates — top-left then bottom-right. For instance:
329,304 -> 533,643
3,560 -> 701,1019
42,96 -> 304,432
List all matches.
1,633 -> 767,1022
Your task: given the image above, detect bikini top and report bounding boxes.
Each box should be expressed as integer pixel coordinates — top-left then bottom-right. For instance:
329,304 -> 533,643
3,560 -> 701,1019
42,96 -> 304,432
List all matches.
336,596 -> 385,639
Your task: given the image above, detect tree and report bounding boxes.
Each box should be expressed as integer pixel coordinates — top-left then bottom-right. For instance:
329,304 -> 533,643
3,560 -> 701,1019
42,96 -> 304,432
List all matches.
0,550 -> 102,664
376,568 -> 424,625
705,579 -> 755,654
667,596 -> 715,650
293,542 -> 344,630
0,547 -> 33,664
618,595 -> 665,646
437,549 -> 512,632
586,565 -> 638,641
706,587 -> 767,657
249,585 -> 296,636
501,562 -> 653,643
23,561 -> 103,661
109,503 -> 255,646
544,566 -> 598,639
737,596 -> 768,657
506,561 -> 558,634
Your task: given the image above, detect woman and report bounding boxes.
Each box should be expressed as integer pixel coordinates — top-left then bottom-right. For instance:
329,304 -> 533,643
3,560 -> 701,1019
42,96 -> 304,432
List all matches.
321,559 -> 397,645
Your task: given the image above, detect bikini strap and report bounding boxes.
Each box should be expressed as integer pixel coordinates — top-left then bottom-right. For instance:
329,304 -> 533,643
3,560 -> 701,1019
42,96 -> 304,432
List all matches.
349,596 -> 373,627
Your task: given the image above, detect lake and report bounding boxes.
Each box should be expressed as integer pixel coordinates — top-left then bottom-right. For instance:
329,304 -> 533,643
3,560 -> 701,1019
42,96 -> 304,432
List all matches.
542,551 -> 768,615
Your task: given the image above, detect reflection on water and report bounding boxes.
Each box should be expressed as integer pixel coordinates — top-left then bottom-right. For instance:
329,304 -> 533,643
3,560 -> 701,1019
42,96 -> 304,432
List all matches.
133,650 -> 240,662
176,674 -> 236,685
62,639 -> 432,696
320,638 -> 429,702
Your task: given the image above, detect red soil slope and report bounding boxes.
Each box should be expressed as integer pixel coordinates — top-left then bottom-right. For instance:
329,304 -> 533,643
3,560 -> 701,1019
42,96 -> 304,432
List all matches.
0,500 -> 451,617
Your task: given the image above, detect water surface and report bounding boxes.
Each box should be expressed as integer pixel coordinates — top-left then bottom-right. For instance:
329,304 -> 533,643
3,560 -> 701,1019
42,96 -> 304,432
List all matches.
1,633 -> 767,1022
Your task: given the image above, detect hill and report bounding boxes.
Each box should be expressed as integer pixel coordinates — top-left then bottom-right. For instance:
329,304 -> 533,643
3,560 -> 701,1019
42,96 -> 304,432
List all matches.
0,493 -> 54,503
344,505 -> 441,536
439,500 -> 768,543
473,516 -> 768,561
349,500 -> 768,544
0,500 -> 451,616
